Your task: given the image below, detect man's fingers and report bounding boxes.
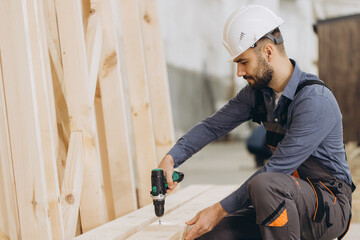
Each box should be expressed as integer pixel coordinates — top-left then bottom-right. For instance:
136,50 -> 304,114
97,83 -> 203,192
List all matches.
185,224 -> 207,240
165,170 -> 174,183
166,182 -> 177,193
185,212 -> 200,226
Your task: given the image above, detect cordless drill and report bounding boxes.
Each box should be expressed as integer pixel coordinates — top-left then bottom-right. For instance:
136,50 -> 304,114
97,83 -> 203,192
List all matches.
150,169 -> 184,221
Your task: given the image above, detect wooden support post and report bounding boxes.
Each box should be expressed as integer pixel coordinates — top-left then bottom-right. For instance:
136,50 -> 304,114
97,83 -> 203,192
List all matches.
127,185 -> 238,240
55,0 -> 108,232
26,0 -> 65,238
118,0 -> 158,208
42,0 -> 70,187
94,83 -> 116,221
97,0 -> 137,218
60,132 -> 85,239
138,0 -> 175,162
73,185 -> 214,240
0,55 -> 21,240
0,0 -> 53,238
84,0 -> 120,221
85,0 -> 103,100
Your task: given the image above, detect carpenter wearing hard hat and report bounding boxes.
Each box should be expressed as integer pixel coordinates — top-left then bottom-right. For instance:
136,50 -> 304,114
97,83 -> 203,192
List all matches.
158,5 -> 355,240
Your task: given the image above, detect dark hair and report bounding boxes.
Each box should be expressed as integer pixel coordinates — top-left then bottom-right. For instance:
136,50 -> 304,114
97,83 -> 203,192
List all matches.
255,28 -> 286,55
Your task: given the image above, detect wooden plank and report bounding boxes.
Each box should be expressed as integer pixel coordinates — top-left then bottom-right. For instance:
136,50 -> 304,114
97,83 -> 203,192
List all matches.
26,0 -> 65,238
43,0 -> 70,187
0,57 -> 10,240
85,0 -> 102,100
42,0 -> 63,64
127,185 -> 238,240
0,174 -> 9,239
55,0 -> 108,232
97,0 -> 137,218
118,0 -> 158,208
74,185 -> 214,240
138,0 -> 175,163
0,0 -> 52,238
0,53 -> 21,240
0,230 -> 10,240
60,132 -> 85,239
94,83 -> 116,221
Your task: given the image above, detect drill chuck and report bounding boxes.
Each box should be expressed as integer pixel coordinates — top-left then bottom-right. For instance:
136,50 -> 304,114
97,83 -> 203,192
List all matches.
153,200 -> 165,217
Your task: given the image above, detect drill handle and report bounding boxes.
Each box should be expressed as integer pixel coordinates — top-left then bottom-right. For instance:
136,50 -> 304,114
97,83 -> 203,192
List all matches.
165,171 -> 184,189
172,171 -> 184,183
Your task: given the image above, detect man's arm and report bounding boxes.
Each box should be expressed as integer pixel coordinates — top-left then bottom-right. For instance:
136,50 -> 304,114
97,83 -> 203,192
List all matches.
158,85 -> 255,192
168,85 -> 254,168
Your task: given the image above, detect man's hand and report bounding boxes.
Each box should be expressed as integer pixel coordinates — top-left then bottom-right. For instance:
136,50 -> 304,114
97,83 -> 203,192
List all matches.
184,202 -> 228,240
158,154 -> 177,193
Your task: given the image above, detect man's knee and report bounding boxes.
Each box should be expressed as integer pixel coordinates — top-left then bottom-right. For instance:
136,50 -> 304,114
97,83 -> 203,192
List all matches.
248,172 -> 288,200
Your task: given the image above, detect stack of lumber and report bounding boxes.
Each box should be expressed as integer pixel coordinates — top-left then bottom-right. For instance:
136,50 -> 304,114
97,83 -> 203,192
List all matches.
0,0 -> 175,239
74,185 -> 238,240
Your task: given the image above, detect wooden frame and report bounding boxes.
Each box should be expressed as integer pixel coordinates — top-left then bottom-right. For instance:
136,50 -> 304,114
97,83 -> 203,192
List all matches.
0,0 -> 176,238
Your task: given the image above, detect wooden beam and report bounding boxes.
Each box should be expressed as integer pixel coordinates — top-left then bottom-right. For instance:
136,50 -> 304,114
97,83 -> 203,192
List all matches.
60,131 -> 85,239
118,0 -> 158,208
97,0 -> 137,218
86,0 -> 103,100
42,0 -> 63,65
94,83 -> 116,221
55,0 -> 108,232
42,0 -> 70,187
0,0 -> 52,238
73,185 -> 214,240
26,0 -> 65,238
138,0 -> 175,163
0,174 -> 9,239
127,185 -> 238,240
0,54 -> 21,240
0,230 -> 10,240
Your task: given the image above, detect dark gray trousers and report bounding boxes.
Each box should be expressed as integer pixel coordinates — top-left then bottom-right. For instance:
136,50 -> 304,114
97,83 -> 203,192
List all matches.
197,172 -> 352,240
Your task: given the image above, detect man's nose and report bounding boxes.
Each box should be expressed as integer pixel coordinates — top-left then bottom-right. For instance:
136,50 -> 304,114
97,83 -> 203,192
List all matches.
237,63 -> 246,77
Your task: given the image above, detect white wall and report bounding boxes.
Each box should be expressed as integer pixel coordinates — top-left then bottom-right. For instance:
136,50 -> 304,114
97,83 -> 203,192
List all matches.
156,0 -> 360,135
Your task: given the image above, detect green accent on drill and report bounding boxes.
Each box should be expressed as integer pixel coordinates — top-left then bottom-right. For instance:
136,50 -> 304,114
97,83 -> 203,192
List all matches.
172,172 -> 179,181
152,168 -> 162,172
152,186 -> 157,193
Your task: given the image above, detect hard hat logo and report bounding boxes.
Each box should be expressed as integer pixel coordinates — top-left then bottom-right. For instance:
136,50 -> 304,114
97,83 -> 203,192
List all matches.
239,32 -> 245,41
223,5 -> 284,61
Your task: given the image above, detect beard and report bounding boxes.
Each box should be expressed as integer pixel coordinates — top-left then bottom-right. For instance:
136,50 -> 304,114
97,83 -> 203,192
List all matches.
243,56 -> 274,90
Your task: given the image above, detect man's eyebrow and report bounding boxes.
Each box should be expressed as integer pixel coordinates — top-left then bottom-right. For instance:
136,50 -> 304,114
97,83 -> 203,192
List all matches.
234,58 -> 248,63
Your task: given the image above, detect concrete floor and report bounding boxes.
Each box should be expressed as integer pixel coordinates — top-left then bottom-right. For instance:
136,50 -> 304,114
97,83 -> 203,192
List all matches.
177,141 -> 360,239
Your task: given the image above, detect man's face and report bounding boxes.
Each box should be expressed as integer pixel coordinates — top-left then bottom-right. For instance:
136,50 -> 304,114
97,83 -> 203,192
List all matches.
235,49 -> 274,90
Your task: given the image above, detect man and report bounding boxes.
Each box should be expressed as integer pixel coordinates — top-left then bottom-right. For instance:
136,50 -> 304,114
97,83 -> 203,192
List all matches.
159,5 -> 355,240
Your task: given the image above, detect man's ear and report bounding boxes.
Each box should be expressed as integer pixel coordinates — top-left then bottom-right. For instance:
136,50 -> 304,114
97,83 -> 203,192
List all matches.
263,43 -> 274,61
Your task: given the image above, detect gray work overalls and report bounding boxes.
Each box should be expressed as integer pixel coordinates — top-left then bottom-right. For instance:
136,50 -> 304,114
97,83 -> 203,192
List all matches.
198,80 -> 355,240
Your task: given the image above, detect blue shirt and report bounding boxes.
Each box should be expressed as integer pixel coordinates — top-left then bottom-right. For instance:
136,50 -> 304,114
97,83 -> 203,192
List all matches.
168,59 -> 352,213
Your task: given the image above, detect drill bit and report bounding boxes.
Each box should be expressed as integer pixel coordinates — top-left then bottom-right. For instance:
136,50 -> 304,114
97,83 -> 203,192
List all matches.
159,218 -> 162,225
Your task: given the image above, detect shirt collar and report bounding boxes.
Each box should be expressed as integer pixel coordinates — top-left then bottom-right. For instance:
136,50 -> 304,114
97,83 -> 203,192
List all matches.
259,59 -> 303,100
281,59 -> 302,101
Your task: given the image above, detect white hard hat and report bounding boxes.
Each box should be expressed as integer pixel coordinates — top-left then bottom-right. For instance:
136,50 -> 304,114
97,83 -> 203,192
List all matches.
223,5 -> 284,61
